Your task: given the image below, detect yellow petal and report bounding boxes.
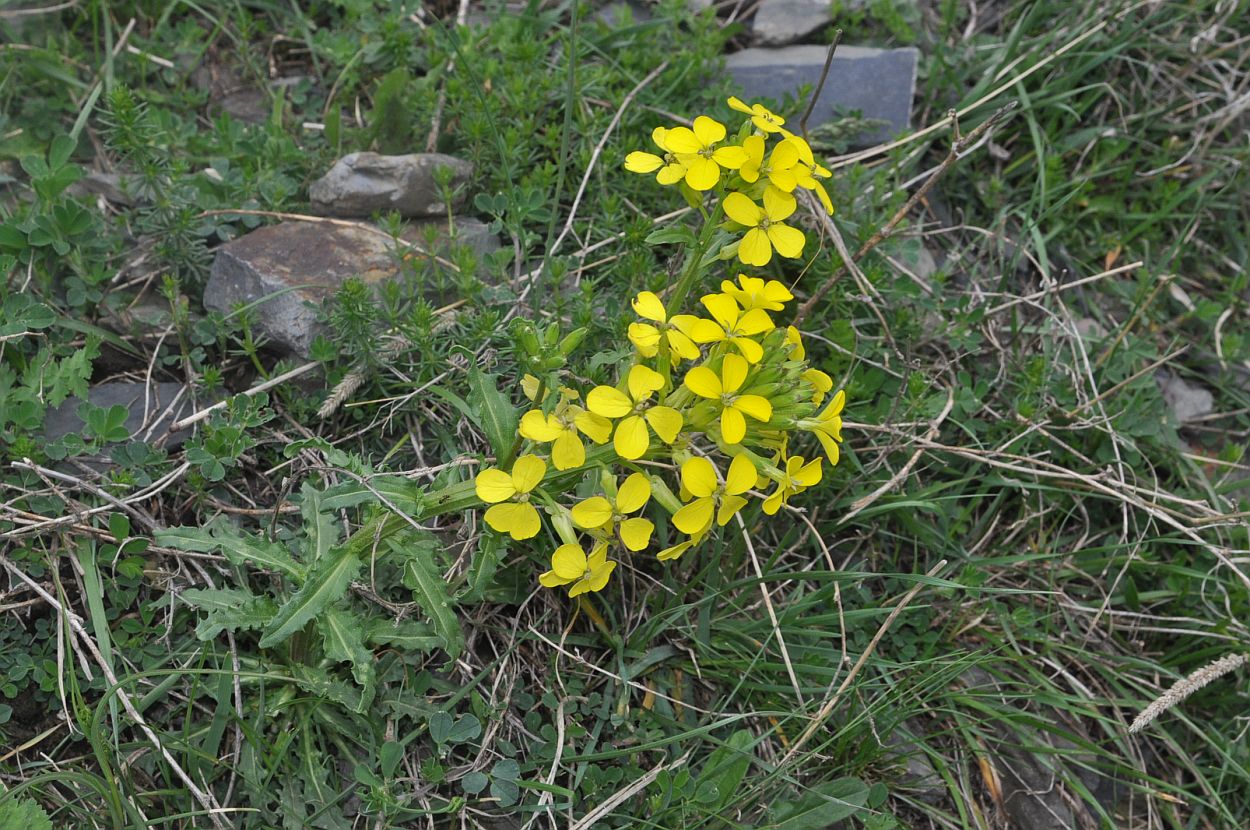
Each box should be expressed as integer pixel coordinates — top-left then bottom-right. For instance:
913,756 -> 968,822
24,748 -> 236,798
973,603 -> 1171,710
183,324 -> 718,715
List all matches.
683,365 -> 722,398
763,279 -> 794,306
510,454 -> 547,493
692,115 -> 726,146
716,494 -> 748,526
673,497 -> 715,536
681,457 -> 718,498
628,322 -> 662,357
571,496 -> 613,529
731,336 -> 765,364
737,228 -> 772,267
521,374 -> 542,401
616,473 -> 652,513
645,406 -> 683,444
627,363 -> 664,403
734,394 -> 772,422
795,457 -> 823,487
656,163 -> 686,185
815,430 -> 841,466
813,180 -> 834,214
656,538 -> 695,561
712,145 -> 748,169
587,385 -> 633,418
825,389 -> 846,417
700,292 -> 740,328
519,410 -> 564,442
762,186 -> 797,221
551,430 -> 585,470
737,307 -> 774,336
632,290 -> 667,323
762,488 -> 784,516
689,318 -> 726,343
666,329 -> 702,361
721,353 -> 749,393
551,543 -> 589,579
742,134 -> 765,167
721,406 -> 747,444
539,569 -> 574,587
475,469 -> 516,503
619,517 -> 654,551
786,325 -> 805,360
573,409 -> 613,444
771,139 -> 800,169
727,96 -> 751,115
684,156 -> 720,191
662,126 -> 700,154
767,223 -> 806,259
624,151 -> 663,173
725,453 -> 757,496
613,414 -> 650,460
485,502 -> 540,540
722,191 -> 763,227
767,168 -> 798,192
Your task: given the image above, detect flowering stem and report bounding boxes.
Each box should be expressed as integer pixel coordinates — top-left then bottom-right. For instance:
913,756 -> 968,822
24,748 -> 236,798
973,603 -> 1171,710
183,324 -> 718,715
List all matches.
664,198 -> 724,318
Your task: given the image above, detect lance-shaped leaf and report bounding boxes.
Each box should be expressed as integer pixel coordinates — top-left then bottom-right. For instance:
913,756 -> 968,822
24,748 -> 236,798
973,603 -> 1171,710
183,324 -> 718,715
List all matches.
298,482 -> 340,564
181,587 -> 277,640
391,538 -> 463,660
158,521 -> 304,583
319,606 -> 376,693
467,368 -> 519,460
365,618 -> 442,652
258,547 -> 361,648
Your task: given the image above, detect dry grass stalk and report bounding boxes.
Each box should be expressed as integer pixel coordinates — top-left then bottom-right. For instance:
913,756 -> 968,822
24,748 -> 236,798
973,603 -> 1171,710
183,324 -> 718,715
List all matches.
1129,653 -> 1248,734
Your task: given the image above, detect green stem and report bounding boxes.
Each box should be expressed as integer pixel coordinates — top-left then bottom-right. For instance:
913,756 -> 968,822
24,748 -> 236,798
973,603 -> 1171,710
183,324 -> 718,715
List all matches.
665,198 -> 725,318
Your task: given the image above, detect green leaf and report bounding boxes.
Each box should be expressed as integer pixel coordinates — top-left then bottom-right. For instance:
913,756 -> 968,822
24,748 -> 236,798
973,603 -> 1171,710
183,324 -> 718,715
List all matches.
181,588 -> 277,640
466,368 -> 519,460
490,776 -> 520,807
766,778 -> 870,829
319,606 -> 376,693
364,618 -> 442,652
461,771 -> 488,795
393,538 -> 463,659
448,714 -> 482,743
0,797 -> 54,830
258,547 -> 362,648
299,482 -> 340,564
157,521 -> 305,583
644,226 -> 696,246
694,729 -> 754,809
459,532 -> 503,603
428,712 -> 454,744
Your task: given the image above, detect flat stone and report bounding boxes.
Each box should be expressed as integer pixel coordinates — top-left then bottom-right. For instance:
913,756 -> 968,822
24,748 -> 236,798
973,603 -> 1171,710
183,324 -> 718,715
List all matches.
44,382 -> 195,449
1156,370 -> 1214,424
204,218 -> 500,359
752,0 -> 865,46
309,152 -> 473,218
725,45 -> 917,145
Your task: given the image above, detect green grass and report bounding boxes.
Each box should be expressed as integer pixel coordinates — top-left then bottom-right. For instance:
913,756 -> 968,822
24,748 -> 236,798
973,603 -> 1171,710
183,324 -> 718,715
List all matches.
2,0 -> 1249,828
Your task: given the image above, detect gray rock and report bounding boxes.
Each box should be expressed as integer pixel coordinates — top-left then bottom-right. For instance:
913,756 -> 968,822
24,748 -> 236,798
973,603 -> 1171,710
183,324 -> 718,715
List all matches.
309,153 -> 473,218
995,740 -> 1076,830
44,382 -> 195,448
204,218 -> 500,359
752,0 -> 836,46
1156,370 -> 1214,424
883,720 -> 944,804
725,45 -> 917,145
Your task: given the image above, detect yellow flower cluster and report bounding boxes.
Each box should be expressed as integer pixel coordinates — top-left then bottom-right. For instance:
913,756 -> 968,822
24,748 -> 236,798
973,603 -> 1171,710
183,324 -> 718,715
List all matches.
624,97 -> 834,267
475,273 -> 846,599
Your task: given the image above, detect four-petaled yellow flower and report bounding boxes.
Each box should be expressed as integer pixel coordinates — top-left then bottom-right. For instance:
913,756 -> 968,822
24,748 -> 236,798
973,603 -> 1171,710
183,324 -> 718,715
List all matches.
672,454 -> 757,535
539,542 -> 617,597
782,130 -> 834,215
716,134 -> 802,193
627,291 -> 701,362
570,472 -> 654,551
800,389 -> 846,465
723,187 -> 806,267
586,364 -> 684,460
519,402 -> 612,470
763,455 -> 823,515
684,353 -> 773,444
475,455 -> 547,540
624,127 -> 689,186
728,96 -> 786,133
662,116 -> 730,191
689,293 -> 774,363
721,274 -> 793,312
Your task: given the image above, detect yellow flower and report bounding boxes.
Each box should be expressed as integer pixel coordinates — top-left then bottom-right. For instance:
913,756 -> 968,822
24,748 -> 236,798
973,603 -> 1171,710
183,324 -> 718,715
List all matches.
721,274 -> 793,312
475,455 -> 547,540
683,353 -> 773,444
672,454 -> 757,535
586,364 -> 684,460
802,367 -> 833,405
782,131 -> 834,215
799,389 -> 845,465
688,293 -> 774,363
715,134 -> 801,192
519,402 -> 612,470
728,96 -> 786,134
661,115 -> 728,191
785,325 -> 805,360
624,127 -> 689,186
723,187 -> 806,267
627,291 -> 701,362
570,472 -> 654,551
538,541 -> 617,597
656,532 -> 705,561
762,455 -> 823,515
